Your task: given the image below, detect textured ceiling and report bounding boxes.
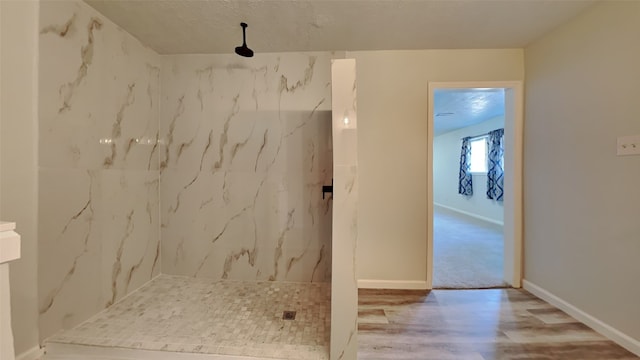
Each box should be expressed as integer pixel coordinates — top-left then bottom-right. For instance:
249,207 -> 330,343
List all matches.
434,89 -> 505,136
84,0 -> 596,55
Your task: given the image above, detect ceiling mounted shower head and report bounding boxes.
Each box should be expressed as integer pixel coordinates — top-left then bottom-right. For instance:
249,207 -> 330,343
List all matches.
235,22 -> 254,58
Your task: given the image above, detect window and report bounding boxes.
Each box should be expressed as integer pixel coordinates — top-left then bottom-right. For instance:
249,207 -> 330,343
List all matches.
469,137 -> 488,173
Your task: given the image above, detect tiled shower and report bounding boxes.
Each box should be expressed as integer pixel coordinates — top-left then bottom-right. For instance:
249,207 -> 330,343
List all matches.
159,54 -> 333,281
36,1 -> 354,358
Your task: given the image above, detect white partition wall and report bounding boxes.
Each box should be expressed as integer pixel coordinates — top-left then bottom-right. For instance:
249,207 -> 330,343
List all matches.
330,59 -> 358,359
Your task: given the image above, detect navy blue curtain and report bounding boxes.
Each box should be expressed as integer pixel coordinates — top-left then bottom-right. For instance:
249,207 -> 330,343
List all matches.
487,128 -> 504,201
458,137 -> 473,196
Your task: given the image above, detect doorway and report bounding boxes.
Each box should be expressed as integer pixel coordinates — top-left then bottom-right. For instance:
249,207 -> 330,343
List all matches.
432,88 -> 506,288
427,82 -> 523,289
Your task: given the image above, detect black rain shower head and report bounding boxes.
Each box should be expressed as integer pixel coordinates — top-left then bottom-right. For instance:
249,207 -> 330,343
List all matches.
235,22 -> 254,58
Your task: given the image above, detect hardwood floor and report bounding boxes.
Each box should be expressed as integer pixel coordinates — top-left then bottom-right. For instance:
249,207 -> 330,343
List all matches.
358,288 -> 638,360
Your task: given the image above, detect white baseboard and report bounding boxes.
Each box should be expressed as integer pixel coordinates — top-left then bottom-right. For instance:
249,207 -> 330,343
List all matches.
434,203 -> 504,227
523,280 -> 640,357
16,345 -> 44,360
358,279 -> 428,290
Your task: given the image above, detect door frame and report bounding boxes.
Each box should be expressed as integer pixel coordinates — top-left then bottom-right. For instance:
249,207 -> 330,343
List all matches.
426,81 -> 524,289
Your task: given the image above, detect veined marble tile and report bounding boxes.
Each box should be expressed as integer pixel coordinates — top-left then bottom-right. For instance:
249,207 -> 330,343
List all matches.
39,0 -> 160,171
330,59 -> 358,168
38,168 -> 103,340
159,54 -> 334,173
99,170 -> 160,307
38,0 -> 161,341
160,53 -> 336,282
330,59 -> 359,360
330,165 -> 359,360
161,167 -> 331,282
38,168 -> 160,340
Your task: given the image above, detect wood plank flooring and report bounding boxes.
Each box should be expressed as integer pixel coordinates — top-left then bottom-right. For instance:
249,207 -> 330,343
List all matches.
358,288 -> 638,360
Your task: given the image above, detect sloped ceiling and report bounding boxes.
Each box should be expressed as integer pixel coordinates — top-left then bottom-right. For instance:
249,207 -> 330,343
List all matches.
84,0 -> 596,55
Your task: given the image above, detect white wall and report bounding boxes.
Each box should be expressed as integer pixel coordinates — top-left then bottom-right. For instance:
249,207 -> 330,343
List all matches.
347,49 -> 524,286
524,0 -> 640,345
0,0 -> 41,356
433,115 -> 504,225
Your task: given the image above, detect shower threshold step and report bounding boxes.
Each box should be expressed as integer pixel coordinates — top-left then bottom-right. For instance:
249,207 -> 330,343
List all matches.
44,342 -> 288,360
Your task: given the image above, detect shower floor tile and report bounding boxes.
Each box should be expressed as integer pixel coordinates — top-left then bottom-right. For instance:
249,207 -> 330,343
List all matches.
46,275 -> 330,360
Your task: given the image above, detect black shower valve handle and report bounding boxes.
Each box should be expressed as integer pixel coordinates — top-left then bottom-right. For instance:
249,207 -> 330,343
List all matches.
322,179 -> 333,199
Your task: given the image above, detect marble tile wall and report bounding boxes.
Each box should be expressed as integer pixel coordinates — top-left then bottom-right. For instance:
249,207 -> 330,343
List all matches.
159,53 -> 335,282
38,1 -> 161,340
330,59 -> 359,360
38,0 -> 342,345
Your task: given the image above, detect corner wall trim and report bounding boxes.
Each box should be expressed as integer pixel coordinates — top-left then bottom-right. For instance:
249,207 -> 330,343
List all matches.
16,346 -> 44,360
523,280 -> 640,357
358,279 -> 428,290
433,203 -> 504,227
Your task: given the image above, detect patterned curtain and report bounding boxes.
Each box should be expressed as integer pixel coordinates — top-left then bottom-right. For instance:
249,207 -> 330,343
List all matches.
487,128 -> 505,201
458,137 -> 473,196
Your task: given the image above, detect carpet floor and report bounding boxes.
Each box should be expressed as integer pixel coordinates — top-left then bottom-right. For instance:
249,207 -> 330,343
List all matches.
433,206 -> 507,289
